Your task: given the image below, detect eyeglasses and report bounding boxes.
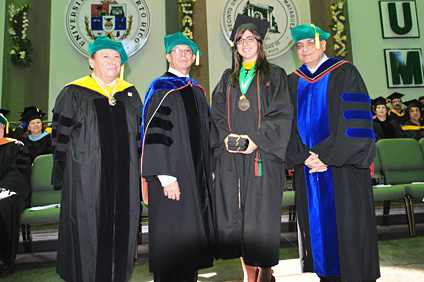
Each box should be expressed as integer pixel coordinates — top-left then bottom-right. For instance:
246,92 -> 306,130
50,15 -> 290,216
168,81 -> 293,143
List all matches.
295,39 -> 316,50
392,101 -> 402,104
170,49 -> 194,56
236,36 -> 256,45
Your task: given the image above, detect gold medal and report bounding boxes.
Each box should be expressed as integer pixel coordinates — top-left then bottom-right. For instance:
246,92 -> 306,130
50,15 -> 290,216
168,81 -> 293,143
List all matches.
238,94 -> 250,111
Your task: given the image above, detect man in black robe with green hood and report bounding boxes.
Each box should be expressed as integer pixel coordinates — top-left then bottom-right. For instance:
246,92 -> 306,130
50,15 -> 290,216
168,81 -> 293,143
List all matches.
51,36 -> 142,282
286,24 -> 380,282
141,32 -> 214,282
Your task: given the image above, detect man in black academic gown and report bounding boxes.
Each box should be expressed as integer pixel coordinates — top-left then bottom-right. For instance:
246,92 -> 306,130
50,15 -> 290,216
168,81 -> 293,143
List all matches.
387,92 -> 409,125
286,25 -> 380,282
51,36 -> 142,282
142,32 -> 214,282
0,113 -> 31,275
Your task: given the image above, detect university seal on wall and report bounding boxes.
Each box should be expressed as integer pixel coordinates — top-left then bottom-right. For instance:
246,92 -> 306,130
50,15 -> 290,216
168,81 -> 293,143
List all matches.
221,0 -> 300,59
65,0 -> 152,57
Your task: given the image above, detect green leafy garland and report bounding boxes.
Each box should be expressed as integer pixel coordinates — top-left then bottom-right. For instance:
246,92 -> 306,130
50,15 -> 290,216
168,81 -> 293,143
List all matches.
8,3 -> 33,68
329,0 -> 347,57
178,0 -> 196,40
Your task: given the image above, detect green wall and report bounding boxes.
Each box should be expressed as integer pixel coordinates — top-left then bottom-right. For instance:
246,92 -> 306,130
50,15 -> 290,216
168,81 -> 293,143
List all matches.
348,0 -> 424,99
1,0 -> 51,122
0,1 -> 4,107
49,1 -> 166,119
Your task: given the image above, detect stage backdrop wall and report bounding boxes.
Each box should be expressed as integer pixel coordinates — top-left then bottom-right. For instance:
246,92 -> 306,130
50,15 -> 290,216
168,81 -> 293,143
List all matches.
48,0 -> 166,118
0,1 -> 5,106
206,0 -> 311,98
348,0 -> 424,100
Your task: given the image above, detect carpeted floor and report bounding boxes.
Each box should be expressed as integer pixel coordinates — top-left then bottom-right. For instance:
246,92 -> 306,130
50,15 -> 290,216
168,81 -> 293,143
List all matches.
2,223 -> 424,281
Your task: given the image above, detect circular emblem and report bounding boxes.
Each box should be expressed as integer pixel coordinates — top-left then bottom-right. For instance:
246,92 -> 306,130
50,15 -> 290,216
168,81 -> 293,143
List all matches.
221,0 -> 300,59
65,0 -> 152,58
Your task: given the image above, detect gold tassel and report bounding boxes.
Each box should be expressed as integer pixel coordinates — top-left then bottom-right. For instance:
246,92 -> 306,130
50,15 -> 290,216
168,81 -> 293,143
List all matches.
311,23 -> 320,49
6,121 -> 9,135
195,50 -> 200,66
120,64 -> 125,80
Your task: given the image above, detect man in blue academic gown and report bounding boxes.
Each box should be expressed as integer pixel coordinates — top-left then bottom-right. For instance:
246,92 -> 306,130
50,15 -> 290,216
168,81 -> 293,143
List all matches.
286,24 -> 380,282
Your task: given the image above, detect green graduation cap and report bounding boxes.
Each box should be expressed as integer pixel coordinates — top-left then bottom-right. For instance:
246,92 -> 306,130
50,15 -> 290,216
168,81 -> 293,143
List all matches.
164,32 -> 202,65
0,113 -> 9,134
88,36 -> 128,65
290,24 -> 330,49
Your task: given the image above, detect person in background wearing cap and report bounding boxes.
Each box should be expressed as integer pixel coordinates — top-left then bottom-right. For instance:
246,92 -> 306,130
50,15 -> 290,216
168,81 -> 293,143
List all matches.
286,25 -> 380,282
387,92 -> 409,125
51,36 -> 142,282
211,14 -> 292,282
419,96 -> 424,113
0,109 -> 13,139
0,113 -> 31,276
21,109 -> 52,163
372,96 -> 404,142
141,32 -> 214,282
401,99 -> 424,141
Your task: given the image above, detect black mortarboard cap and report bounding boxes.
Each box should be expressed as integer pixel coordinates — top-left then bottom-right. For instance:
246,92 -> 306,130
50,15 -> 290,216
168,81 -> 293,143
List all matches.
419,96 -> 424,101
0,109 -> 10,116
229,14 -> 270,42
372,96 -> 388,107
19,106 -> 46,121
403,99 -> 422,109
387,92 -> 404,101
21,109 -> 46,124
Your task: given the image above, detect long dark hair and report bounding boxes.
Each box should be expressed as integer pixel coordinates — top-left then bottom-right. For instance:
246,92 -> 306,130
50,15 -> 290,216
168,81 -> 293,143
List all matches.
230,28 -> 271,86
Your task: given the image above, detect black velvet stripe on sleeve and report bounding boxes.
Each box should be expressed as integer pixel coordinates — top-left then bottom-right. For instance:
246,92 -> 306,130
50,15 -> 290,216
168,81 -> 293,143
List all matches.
57,133 -> 70,144
145,133 -> 173,147
150,117 -> 174,131
157,105 -> 172,115
58,115 -> 74,127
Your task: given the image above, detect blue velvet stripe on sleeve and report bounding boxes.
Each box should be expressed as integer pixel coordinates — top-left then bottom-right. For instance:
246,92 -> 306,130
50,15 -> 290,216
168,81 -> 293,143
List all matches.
341,92 -> 371,104
343,110 -> 373,120
345,128 -> 376,139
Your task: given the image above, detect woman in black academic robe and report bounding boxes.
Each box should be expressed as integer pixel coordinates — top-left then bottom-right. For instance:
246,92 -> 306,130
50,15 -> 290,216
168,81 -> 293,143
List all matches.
402,100 -> 424,141
21,110 -> 52,162
211,15 -> 292,282
372,96 -> 404,142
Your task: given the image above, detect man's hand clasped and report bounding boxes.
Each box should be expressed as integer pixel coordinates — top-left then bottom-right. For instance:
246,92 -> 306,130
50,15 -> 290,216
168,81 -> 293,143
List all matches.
304,151 -> 328,173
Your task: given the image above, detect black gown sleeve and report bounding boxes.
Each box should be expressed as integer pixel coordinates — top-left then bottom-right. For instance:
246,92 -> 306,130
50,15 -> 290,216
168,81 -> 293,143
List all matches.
247,66 -> 293,161
51,86 -> 78,185
312,63 -> 376,168
210,69 -> 232,152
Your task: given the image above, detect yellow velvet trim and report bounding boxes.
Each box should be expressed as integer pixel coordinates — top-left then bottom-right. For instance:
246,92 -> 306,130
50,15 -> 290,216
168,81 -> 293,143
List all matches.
67,76 -> 133,98
243,61 -> 256,70
402,125 -> 424,131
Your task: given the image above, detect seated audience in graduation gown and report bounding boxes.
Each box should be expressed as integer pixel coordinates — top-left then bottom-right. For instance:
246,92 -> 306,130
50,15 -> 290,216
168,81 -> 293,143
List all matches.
8,107 -> 44,141
0,114 -> 31,275
401,99 -> 424,141
387,92 -> 409,125
286,24 -> 380,282
22,109 -> 52,162
372,96 -> 404,141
